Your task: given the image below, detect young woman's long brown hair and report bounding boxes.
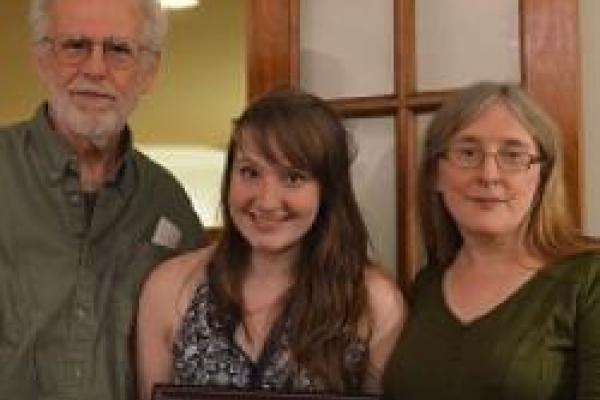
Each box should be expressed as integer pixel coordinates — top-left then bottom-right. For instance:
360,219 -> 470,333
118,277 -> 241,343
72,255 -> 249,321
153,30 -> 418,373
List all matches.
208,88 -> 372,391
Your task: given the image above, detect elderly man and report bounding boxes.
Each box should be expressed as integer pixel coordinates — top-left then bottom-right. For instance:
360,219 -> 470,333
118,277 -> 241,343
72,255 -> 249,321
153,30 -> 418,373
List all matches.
0,0 -> 203,398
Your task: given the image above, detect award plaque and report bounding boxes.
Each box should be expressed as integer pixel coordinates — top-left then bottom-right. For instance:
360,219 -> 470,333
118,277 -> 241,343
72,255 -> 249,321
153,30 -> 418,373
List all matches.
152,385 -> 380,400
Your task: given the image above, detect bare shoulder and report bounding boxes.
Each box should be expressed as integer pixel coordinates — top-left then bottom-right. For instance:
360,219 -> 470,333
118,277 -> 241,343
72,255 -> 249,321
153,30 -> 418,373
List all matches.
364,265 -> 407,326
361,265 -> 407,390
138,244 -> 218,346
140,244 -> 216,312
144,246 -> 214,290
365,266 -> 406,309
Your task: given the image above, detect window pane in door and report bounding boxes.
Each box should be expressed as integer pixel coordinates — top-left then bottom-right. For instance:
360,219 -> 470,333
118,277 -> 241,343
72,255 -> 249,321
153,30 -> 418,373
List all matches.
416,0 -> 520,91
299,0 -> 395,99
345,117 -> 396,275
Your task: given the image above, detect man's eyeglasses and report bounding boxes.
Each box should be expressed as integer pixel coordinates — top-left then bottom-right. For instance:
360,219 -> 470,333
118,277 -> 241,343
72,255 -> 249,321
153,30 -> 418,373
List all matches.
443,143 -> 544,172
41,35 -> 152,70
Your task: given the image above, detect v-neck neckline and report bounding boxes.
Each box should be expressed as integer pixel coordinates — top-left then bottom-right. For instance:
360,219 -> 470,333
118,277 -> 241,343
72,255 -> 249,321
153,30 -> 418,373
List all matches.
229,299 -> 291,370
437,263 -> 552,329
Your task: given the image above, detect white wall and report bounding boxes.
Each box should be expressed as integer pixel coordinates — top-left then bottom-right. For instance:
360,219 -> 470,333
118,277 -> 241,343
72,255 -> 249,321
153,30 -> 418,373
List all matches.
139,145 -> 225,227
581,0 -> 600,236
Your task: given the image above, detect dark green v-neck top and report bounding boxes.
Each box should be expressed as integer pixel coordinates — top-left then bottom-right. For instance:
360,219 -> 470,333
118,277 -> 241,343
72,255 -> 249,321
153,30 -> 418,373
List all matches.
382,253 -> 600,400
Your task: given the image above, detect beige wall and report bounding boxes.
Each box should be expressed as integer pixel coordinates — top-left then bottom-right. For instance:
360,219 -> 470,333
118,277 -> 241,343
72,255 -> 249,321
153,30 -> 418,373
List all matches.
581,0 -> 600,236
133,0 -> 245,148
0,0 -> 245,149
0,1 -> 45,122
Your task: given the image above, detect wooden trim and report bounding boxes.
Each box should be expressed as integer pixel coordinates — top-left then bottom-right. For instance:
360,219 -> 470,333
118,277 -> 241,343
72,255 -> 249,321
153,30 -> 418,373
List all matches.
521,0 -> 581,224
246,0 -> 297,100
201,227 -> 222,246
397,0 -> 415,99
289,0 -> 300,85
327,91 -> 452,118
325,87 -> 453,119
396,109 -> 418,291
405,90 -> 452,113
395,0 -> 417,288
328,95 -> 398,118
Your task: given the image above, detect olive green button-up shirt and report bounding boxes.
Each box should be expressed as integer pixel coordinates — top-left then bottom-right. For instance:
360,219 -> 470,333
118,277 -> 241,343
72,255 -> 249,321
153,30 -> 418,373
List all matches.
0,106 -> 203,400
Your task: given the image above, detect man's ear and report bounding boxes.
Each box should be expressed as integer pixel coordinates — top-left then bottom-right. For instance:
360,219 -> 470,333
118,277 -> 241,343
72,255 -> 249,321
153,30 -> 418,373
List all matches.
138,52 -> 161,95
31,45 -> 50,83
31,44 -> 59,97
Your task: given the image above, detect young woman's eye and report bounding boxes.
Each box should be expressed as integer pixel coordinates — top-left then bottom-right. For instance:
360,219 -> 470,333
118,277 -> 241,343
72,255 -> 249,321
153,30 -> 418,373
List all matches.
238,165 -> 259,179
284,170 -> 309,186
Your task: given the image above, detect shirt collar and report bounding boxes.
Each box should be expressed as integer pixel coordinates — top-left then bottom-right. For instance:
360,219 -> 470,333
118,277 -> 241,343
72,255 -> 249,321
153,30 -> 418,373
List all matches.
29,103 -> 137,192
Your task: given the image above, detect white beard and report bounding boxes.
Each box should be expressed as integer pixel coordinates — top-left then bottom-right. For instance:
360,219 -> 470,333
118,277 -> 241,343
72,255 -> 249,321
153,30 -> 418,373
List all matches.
53,101 -> 124,148
47,80 -> 140,149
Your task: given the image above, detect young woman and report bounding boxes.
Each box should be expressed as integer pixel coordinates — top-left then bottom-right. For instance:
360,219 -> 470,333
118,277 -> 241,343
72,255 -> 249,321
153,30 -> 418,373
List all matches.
383,82 -> 600,400
137,89 -> 406,400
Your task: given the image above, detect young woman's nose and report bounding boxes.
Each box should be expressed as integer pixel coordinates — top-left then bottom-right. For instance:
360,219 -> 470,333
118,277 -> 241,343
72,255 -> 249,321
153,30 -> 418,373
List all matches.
255,175 -> 283,209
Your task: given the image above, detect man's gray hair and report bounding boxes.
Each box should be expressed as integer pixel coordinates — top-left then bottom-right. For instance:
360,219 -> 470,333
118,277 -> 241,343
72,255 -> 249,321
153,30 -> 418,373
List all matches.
29,0 -> 168,51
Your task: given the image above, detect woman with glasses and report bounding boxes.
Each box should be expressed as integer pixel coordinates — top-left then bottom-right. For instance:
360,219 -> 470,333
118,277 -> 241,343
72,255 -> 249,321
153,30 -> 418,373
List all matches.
383,82 -> 600,400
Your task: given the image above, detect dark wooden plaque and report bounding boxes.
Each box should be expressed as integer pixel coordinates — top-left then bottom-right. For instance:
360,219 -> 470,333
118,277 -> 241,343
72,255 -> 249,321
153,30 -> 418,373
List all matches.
152,385 -> 380,400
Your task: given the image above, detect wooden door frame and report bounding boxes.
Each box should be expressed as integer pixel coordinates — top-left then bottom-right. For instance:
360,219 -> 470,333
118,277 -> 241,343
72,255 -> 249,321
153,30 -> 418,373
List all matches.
246,0 -> 581,289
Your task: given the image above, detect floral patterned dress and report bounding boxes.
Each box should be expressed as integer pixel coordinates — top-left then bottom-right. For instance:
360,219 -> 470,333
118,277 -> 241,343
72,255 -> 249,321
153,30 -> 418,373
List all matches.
173,282 -> 367,392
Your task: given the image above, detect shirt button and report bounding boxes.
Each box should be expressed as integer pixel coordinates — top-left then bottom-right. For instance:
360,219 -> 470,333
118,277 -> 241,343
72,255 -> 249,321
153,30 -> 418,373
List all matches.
76,306 -> 87,319
49,170 -> 62,182
68,158 -> 79,172
70,193 -> 81,205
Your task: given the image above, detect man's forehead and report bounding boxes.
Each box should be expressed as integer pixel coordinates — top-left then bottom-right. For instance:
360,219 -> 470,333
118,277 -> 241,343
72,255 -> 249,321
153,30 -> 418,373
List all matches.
48,0 -> 144,39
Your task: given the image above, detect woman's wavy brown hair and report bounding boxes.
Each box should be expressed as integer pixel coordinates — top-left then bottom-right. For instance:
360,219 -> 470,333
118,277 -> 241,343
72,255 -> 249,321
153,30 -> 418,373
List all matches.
419,81 -> 600,269
207,88 -> 372,391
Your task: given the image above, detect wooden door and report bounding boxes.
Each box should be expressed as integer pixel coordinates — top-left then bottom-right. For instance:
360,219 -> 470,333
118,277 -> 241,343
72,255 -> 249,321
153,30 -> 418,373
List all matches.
246,0 -> 580,290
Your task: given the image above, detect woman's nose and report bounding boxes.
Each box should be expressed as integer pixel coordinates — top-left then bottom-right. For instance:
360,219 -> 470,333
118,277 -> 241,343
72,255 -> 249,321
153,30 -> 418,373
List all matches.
478,153 -> 502,184
255,176 -> 283,209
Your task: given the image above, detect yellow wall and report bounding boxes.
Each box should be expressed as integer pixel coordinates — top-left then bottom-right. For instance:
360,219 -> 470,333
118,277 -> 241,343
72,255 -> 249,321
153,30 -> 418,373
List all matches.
0,0 -> 245,149
0,1 -> 45,122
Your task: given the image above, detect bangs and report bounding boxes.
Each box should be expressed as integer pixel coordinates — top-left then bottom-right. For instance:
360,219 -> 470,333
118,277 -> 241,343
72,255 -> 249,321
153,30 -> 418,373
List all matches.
234,117 -> 322,176
230,88 -> 346,185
